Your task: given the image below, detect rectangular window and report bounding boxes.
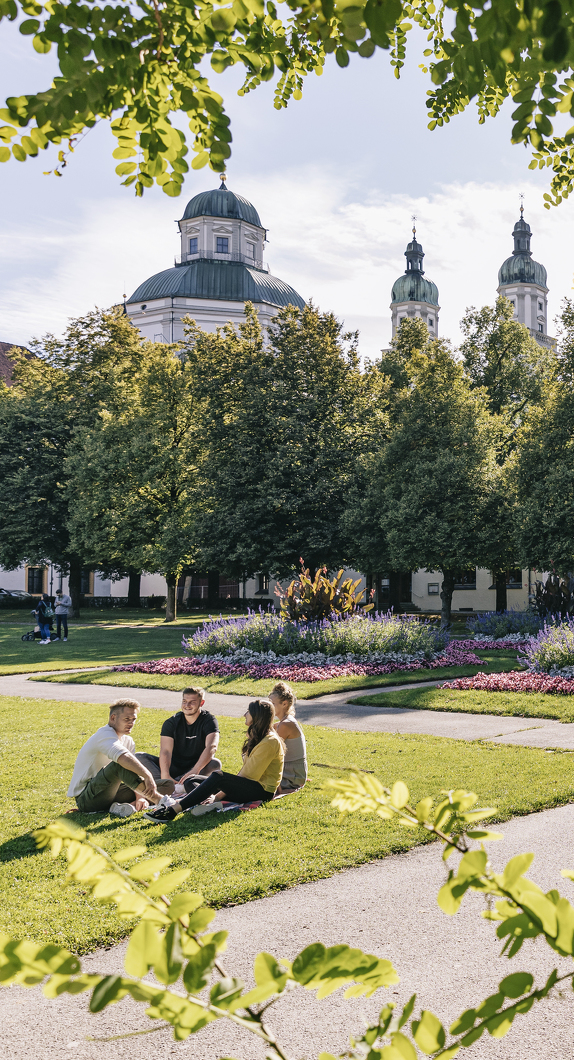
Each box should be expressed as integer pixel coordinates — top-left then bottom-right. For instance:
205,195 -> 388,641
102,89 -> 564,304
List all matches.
538,324 -> 543,332
428,318 -> 434,327
427,582 -> 440,595
538,302 -> 543,311
27,567 -> 45,594
216,237 -> 229,254
247,243 -> 255,259
80,569 -> 93,595
453,569 -> 476,589
189,237 -> 198,255
256,573 -> 270,595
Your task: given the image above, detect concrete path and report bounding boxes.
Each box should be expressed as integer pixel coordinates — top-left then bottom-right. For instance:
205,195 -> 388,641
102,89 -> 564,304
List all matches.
2,803 -> 574,1059
2,671 -> 574,750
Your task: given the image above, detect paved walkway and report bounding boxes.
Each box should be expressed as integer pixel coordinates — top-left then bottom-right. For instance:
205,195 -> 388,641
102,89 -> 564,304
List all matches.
2,803 -> 574,1059
2,670 -> 574,749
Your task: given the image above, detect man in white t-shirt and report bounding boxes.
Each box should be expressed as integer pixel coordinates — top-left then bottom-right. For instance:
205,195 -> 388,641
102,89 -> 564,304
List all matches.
68,699 -> 175,816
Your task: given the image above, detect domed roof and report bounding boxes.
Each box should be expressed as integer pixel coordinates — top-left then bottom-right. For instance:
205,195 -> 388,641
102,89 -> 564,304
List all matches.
498,255 -> 547,289
127,259 -> 304,309
181,186 -> 262,227
391,273 -> 439,307
498,210 -> 548,290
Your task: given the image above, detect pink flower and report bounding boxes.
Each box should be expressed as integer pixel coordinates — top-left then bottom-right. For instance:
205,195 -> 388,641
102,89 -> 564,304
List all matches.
442,672 -> 574,696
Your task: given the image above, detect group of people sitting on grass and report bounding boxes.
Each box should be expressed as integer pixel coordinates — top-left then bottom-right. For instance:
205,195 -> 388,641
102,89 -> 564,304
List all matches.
67,682 -> 307,825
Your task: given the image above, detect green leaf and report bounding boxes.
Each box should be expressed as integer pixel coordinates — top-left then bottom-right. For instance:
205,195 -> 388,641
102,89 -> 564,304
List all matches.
387,1031 -> 417,1059
154,923 -> 183,985
183,943 -> 217,993
0,146 -> 11,162
19,18 -> 40,33
32,33 -> 51,53
167,893 -> 204,922
415,797 -> 433,822
502,854 -> 534,889
412,1010 -> 446,1054
210,8 -> 237,32
466,830 -> 503,841
146,869 -> 190,896
89,974 -> 126,1012
191,151 -> 209,170
187,907 -> 216,933
115,162 -> 137,176
210,976 -> 244,1010
124,920 -> 159,977
499,972 -> 533,998
391,781 -> 409,809
336,46 -> 349,67
114,845 -> 147,864
485,1009 -> 516,1038
128,856 -> 172,880
161,180 -> 183,197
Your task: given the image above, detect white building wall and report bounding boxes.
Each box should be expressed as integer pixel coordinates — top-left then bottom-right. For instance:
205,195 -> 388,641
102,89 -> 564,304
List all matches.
126,296 -> 280,343
411,567 -> 532,612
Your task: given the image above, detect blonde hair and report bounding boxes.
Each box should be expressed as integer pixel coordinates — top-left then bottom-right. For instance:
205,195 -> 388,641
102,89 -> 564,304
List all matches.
109,698 -> 141,717
271,681 -> 296,715
182,686 -> 205,700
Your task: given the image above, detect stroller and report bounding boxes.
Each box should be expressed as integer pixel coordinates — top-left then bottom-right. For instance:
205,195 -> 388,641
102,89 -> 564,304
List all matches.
21,611 -> 57,642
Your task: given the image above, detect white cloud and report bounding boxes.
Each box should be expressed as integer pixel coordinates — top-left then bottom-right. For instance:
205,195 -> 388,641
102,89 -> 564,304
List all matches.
2,172 -> 573,362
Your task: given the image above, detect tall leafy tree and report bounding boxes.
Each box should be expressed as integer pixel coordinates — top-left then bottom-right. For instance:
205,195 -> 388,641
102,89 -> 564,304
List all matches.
1,0 -> 574,202
67,342 -> 204,621
459,295 -> 555,611
0,310 -> 146,615
346,329 -> 497,626
183,303 -> 388,579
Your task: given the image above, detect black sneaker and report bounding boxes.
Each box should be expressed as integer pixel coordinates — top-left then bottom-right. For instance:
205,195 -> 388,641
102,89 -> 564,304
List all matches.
143,805 -> 177,825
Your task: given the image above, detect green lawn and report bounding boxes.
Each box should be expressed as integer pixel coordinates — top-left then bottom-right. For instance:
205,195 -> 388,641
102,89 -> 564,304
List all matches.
350,684 -> 574,723
2,694 -> 573,955
0,612 -> 213,674
30,651 -> 521,699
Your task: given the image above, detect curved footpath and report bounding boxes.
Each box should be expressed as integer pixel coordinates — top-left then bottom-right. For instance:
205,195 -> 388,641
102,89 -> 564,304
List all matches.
2,670 -> 574,749
1,804 -> 574,1059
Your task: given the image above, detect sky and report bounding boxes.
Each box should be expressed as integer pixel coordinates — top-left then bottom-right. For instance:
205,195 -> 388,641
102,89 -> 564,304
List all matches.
1,20 -> 574,359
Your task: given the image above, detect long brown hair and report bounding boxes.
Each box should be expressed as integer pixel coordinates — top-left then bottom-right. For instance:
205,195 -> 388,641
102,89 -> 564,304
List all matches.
242,699 -> 275,757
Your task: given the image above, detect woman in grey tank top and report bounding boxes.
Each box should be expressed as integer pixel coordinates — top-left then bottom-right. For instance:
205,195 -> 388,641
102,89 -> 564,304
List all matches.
268,681 -> 308,793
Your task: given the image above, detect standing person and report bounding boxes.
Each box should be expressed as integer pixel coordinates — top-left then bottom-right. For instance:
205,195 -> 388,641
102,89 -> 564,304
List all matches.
53,587 -> 72,641
268,681 -> 308,792
144,698 -> 284,823
136,686 -> 221,792
34,593 -> 53,644
68,698 -> 175,816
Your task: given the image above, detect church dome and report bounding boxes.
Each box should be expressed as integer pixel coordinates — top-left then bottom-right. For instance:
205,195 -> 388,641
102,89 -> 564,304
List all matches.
181,186 -> 262,227
127,259 -> 305,309
498,210 -> 548,290
498,255 -> 547,288
391,273 -> 439,307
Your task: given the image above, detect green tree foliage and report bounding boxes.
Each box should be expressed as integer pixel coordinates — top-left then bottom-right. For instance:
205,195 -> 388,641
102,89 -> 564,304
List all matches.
3,779 -> 574,1058
183,302 -> 388,580
3,0 -> 574,201
0,309 -> 144,615
346,322 -> 496,626
67,341 -> 205,622
459,296 -> 555,611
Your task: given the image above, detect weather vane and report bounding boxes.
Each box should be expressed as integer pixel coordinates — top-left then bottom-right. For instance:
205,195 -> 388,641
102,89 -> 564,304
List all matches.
412,214 -> 417,237
519,192 -> 525,215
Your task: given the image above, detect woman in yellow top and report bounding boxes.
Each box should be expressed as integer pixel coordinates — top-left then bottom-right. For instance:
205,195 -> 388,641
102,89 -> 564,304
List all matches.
145,699 -> 284,823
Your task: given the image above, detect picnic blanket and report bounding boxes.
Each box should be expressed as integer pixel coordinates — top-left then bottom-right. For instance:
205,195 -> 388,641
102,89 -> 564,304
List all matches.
218,789 -> 300,813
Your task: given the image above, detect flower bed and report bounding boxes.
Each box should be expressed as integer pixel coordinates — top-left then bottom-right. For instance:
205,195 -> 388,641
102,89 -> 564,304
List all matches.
456,637 -> 528,651
465,609 -> 545,639
518,619 -> 574,674
112,642 -> 483,683
442,671 -> 574,695
184,609 -> 448,660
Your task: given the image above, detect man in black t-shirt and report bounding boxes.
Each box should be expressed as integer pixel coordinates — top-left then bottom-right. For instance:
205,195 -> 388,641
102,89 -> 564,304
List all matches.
136,686 -> 221,791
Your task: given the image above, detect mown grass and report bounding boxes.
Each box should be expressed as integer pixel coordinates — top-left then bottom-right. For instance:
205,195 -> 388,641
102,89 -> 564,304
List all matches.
350,684 -> 574,723
30,651 -> 521,699
1,694 -> 573,955
0,613 -> 213,674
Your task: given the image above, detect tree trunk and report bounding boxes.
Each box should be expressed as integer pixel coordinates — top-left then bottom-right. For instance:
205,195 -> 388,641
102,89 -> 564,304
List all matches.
127,569 -> 141,609
68,556 -> 82,619
207,570 -> 220,612
440,569 -> 455,628
495,570 -> 507,613
165,573 -> 178,622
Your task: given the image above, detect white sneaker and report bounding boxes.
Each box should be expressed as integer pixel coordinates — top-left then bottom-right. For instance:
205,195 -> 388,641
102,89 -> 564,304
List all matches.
63,637 -> 67,642
156,794 -> 177,809
109,802 -> 137,818
40,640 -> 50,645
53,637 -> 60,641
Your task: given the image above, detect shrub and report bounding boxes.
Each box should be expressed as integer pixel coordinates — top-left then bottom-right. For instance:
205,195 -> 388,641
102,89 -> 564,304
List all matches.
183,610 -> 449,660
531,575 -> 574,619
465,609 -> 544,639
519,619 -> 574,674
275,563 -> 372,621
